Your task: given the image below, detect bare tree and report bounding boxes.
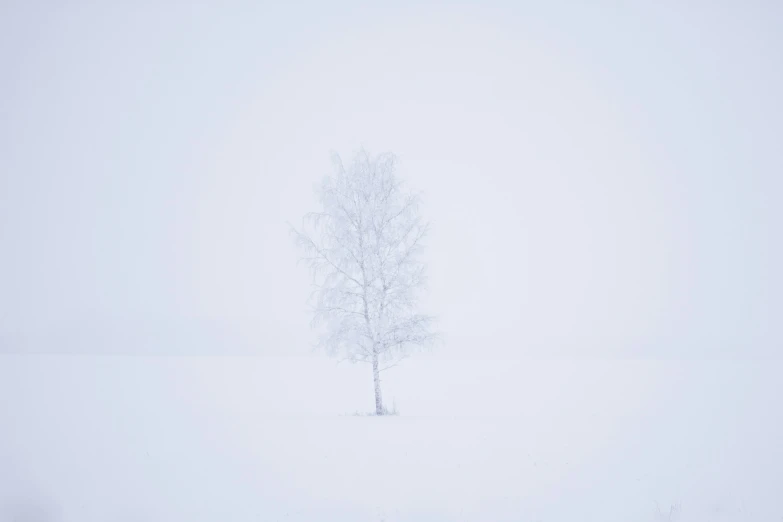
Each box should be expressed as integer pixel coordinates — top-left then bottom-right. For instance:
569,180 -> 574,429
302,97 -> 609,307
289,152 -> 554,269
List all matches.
292,149 -> 437,415
653,501 -> 681,522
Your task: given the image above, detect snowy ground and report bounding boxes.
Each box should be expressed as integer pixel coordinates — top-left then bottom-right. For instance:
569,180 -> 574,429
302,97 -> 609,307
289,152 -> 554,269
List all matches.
1,354 -> 781,521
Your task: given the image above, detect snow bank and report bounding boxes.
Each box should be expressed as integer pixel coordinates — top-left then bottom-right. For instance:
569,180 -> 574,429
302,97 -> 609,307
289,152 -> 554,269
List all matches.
1,355 -> 780,521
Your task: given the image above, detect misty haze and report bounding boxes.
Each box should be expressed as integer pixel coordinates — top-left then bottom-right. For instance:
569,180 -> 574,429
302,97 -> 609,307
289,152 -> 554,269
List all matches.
1,2 -> 782,521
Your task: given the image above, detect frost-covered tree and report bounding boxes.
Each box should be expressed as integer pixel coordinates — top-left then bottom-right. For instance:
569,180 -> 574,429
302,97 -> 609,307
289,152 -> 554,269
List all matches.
292,149 -> 437,415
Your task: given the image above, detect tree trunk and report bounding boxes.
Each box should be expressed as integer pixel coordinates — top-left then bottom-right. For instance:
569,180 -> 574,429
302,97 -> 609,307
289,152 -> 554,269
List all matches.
372,352 -> 383,415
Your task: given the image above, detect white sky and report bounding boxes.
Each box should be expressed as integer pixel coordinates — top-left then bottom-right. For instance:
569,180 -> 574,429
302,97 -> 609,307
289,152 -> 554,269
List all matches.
1,1 -> 781,357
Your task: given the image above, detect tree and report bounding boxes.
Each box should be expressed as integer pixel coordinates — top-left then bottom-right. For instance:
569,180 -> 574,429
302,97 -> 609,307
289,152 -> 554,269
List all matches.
292,149 -> 437,415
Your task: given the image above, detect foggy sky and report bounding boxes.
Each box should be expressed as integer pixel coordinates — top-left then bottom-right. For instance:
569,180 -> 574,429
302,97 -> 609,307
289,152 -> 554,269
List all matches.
1,1 -> 781,358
